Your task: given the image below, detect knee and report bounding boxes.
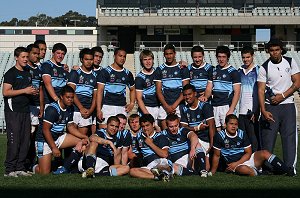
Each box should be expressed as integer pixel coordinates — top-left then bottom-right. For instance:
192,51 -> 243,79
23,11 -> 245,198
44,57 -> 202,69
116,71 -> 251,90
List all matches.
129,168 -> 138,177
260,150 -> 272,159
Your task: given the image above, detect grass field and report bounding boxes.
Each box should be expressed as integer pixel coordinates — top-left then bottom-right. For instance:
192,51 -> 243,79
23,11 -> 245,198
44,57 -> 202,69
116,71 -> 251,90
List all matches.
0,134 -> 299,198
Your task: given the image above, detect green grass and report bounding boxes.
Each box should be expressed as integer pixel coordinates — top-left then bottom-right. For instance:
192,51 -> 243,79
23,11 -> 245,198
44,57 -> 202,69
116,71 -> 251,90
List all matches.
0,134 -> 299,198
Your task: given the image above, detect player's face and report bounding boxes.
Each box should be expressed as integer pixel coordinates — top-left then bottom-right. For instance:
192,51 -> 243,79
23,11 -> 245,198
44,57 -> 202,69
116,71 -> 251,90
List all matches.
107,120 -> 120,135
225,118 -> 238,135
164,49 -> 176,65
29,47 -> 40,64
16,52 -> 29,67
52,50 -> 65,64
61,92 -> 74,107
166,119 -> 180,135
114,50 -> 126,67
129,117 -> 140,133
269,46 -> 282,63
192,51 -> 204,67
217,53 -> 228,67
38,44 -> 47,59
141,121 -> 155,135
183,89 -> 197,105
118,118 -> 127,131
142,56 -> 154,70
93,52 -> 103,66
82,54 -> 94,70
242,53 -> 254,68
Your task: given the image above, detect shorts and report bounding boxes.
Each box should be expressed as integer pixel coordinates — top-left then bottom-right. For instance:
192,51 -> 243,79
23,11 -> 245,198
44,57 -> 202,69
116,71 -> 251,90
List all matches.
78,156 -> 109,173
198,139 -> 210,157
30,105 -> 40,125
234,153 -> 260,176
174,154 -> 189,168
73,112 -> 93,127
99,105 -> 127,124
141,158 -> 173,171
138,106 -> 160,124
35,133 -> 67,158
213,105 -> 229,128
157,106 -> 181,120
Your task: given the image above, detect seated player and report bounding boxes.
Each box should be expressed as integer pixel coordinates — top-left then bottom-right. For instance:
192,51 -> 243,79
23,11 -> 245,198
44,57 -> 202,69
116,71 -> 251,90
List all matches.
78,116 -> 129,178
162,114 -> 207,177
210,114 -> 294,176
34,85 -> 89,174
129,114 -> 173,182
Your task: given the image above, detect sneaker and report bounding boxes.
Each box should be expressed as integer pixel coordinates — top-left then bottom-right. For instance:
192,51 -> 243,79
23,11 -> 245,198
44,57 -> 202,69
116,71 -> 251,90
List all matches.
287,168 -> 297,177
15,171 -> 32,177
82,171 -> 87,178
159,170 -> 173,182
4,172 -> 18,177
53,166 -> 68,175
151,168 -> 161,178
200,170 -> 208,178
85,167 -> 95,178
207,171 -> 213,177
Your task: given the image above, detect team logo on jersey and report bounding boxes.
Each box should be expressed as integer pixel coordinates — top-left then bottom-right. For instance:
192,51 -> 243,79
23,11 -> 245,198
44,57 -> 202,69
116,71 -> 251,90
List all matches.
29,70 -> 34,77
122,77 -> 125,81
224,139 -> 230,148
213,71 -> 217,76
177,138 -> 181,142
58,115 -> 63,123
28,77 -> 32,82
186,113 -> 190,121
79,75 -> 84,83
162,70 -> 167,78
197,115 -> 200,119
138,139 -> 144,148
174,71 -> 178,75
90,79 -> 94,83
285,67 -> 290,73
53,69 -> 58,76
145,78 -> 151,87
222,74 -> 227,78
110,74 -> 115,82
190,71 -> 193,78
237,142 -> 240,146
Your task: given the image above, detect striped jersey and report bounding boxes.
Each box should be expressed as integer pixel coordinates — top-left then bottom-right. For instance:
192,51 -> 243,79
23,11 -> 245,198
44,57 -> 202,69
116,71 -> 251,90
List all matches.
188,62 -> 213,94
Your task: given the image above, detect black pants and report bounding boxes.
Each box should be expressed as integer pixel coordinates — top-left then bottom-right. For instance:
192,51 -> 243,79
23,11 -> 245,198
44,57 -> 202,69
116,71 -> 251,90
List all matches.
238,115 -> 259,152
4,111 -> 31,174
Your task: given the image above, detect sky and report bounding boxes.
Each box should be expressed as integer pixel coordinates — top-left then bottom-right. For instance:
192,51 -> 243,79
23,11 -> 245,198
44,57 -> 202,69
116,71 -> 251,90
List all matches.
0,0 -> 96,22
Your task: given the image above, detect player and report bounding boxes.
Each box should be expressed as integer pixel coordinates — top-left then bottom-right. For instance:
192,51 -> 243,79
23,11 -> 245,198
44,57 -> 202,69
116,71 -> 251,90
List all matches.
34,40 -> 47,66
154,44 -> 190,129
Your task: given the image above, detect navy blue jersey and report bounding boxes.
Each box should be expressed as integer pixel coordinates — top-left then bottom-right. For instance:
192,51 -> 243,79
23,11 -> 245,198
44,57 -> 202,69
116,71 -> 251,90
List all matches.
135,131 -> 169,165
135,69 -> 160,107
97,66 -> 135,106
213,129 -> 251,164
3,67 -> 32,113
162,127 -> 190,162
180,101 -> 214,142
154,63 -> 190,105
36,102 -> 74,142
26,64 -> 42,106
68,68 -> 97,111
209,65 -> 241,106
94,66 -> 102,77
119,129 -> 133,148
130,132 -> 139,154
188,63 -> 213,94
41,60 -> 69,104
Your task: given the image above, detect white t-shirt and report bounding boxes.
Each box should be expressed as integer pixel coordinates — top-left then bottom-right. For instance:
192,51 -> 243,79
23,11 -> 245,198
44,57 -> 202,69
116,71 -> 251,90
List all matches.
257,56 -> 300,104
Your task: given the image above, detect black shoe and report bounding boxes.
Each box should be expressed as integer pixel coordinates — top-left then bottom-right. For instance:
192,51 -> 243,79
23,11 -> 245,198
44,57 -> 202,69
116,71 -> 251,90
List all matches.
287,168 -> 297,177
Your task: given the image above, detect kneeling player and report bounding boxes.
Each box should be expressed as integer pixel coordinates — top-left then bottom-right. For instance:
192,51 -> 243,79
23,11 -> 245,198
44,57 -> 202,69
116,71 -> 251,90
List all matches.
78,116 -> 129,178
210,114 -> 294,176
129,114 -> 173,182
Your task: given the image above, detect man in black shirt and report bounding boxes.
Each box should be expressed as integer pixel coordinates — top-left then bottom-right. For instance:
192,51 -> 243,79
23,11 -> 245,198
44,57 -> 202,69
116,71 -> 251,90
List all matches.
2,47 -> 38,177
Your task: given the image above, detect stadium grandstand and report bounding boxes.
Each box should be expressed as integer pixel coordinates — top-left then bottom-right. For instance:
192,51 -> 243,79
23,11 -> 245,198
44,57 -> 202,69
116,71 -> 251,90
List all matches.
0,0 -> 300,132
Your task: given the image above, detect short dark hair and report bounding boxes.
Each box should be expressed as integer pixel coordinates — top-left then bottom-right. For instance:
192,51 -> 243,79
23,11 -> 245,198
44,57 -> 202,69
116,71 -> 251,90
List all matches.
182,84 -> 196,93
216,46 -> 230,59
34,40 -> 46,46
166,114 -> 179,122
79,48 -> 93,60
225,114 -> 238,124
116,113 -> 127,121
107,116 -> 120,125
241,46 -> 254,56
114,48 -> 126,55
60,85 -> 75,96
191,45 -> 204,56
14,47 -> 28,57
139,114 -> 155,125
164,44 -> 176,53
52,43 -> 67,53
128,114 -> 140,124
26,43 -> 39,53
266,37 -> 287,55
91,46 -> 104,56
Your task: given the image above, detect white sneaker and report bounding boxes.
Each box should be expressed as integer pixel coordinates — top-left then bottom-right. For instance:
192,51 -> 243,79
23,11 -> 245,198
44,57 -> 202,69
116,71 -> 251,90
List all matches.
4,172 -> 18,177
200,170 -> 208,178
15,171 -> 32,177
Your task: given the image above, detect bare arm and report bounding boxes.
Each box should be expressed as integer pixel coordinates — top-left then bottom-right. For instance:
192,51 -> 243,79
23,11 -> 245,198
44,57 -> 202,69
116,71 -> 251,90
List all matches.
226,146 -> 252,172
145,137 -> 168,158
96,83 -> 104,120
88,90 -> 97,116
43,121 -> 60,157
227,83 -> 241,115
201,81 -> 213,101
284,73 -> 300,97
125,86 -> 136,113
136,90 -> 149,114
39,85 -> 44,118
121,147 -> 129,165
2,83 -> 37,97
43,75 -> 59,101
67,123 -> 88,139
155,81 -> 173,113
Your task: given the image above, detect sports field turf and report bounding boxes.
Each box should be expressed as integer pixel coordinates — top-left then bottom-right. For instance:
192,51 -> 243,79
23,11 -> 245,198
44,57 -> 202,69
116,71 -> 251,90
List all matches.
0,134 -> 299,198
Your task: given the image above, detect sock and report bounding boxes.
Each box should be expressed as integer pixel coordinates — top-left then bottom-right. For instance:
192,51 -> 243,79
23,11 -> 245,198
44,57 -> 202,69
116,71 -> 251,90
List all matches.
86,154 -> 96,169
268,154 -> 289,174
63,149 -> 82,171
181,166 -> 195,176
194,148 -> 206,174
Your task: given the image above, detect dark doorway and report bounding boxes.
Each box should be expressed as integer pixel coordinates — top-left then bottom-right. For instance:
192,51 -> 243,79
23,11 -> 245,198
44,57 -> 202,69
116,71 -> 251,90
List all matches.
118,26 -> 136,53
35,35 -> 45,41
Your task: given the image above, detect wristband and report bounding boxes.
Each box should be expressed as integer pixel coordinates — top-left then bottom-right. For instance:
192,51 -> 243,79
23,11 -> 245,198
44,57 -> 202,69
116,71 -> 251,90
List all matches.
281,93 -> 285,99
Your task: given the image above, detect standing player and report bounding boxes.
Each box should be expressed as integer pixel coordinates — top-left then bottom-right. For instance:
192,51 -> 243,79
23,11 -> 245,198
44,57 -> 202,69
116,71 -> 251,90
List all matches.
34,85 -> 88,174
68,48 -> 97,136
188,46 -> 213,98
180,84 -> 215,171
258,38 -> 300,175
201,46 -> 241,131
210,114 -> 294,176
154,44 -> 190,129
238,46 -> 260,152
3,47 -> 38,177
91,46 -> 104,74
34,40 -> 47,66
135,50 -> 160,123
96,48 -> 135,128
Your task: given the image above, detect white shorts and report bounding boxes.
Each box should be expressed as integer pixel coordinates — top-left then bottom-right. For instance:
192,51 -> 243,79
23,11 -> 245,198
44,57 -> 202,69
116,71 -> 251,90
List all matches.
213,105 -> 229,128
100,105 -> 127,124
30,105 -> 40,125
73,112 -> 93,127
35,133 -> 67,158
174,154 -> 189,168
157,106 -> 181,120
141,158 -> 171,170
78,156 -> 109,173
234,153 -> 261,175
138,106 -> 160,124
198,139 -> 210,157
